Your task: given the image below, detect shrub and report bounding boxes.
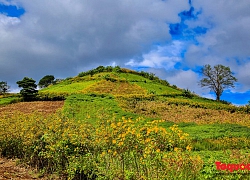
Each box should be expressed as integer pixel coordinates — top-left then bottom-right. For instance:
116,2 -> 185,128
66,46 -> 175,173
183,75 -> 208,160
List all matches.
182,89 -> 194,99
0,112 -> 202,179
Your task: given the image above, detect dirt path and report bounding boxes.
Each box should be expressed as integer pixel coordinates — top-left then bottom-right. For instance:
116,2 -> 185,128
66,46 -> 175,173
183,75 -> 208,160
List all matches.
0,158 -> 47,180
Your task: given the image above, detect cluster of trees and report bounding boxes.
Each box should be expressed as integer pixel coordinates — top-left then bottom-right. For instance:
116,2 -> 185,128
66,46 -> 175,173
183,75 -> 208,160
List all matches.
1,75 -> 55,101
17,75 -> 56,101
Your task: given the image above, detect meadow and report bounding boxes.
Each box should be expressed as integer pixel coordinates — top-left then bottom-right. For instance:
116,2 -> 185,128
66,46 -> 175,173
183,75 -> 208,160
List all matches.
0,68 -> 250,179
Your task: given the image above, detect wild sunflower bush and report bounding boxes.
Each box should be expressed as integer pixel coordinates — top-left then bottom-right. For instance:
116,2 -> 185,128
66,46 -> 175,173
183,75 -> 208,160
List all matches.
0,111 -> 202,179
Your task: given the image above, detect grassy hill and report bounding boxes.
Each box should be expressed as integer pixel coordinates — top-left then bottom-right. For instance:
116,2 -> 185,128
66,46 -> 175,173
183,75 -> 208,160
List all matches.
0,66 -> 250,179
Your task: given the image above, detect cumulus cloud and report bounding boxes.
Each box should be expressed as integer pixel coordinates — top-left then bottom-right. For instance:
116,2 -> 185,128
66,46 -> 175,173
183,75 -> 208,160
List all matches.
126,41 -> 183,69
0,0 -> 189,89
185,0 -> 250,92
1,0 -> 250,105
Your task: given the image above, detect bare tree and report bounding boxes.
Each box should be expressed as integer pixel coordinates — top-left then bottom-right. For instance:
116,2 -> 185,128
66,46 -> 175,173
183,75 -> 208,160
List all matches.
199,64 -> 237,101
0,81 -> 10,95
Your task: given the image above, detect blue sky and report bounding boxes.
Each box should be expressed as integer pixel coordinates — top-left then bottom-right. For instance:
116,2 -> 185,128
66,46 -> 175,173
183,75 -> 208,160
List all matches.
0,0 -> 250,105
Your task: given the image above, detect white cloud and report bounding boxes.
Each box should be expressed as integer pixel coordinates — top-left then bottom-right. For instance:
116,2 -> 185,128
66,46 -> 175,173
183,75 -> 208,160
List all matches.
166,69 -> 199,90
126,41 -> 183,69
0,0 -> 189,89
0,14 -> 20,25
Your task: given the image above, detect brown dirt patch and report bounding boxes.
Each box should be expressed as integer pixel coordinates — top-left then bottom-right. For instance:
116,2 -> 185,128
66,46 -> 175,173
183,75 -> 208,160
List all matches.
0,157 -> 47,180
0,101 -> 64,115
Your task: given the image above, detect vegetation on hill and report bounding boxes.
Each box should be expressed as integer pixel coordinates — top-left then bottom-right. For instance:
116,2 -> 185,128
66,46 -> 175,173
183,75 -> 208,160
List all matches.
0,66 -> 250,179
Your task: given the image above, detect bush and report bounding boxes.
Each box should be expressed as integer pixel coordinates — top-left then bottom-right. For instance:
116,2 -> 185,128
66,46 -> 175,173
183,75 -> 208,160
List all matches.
37,92 -> 68,101
182,89 -> 194,99
0,112 -> 202,179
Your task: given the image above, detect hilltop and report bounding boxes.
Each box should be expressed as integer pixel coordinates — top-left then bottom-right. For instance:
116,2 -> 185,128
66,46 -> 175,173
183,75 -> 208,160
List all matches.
38,66 -> 245,110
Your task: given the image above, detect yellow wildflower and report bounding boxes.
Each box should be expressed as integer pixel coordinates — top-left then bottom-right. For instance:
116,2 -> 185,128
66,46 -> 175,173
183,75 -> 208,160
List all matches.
111,123 -> 117,128
186,145 -> 192,151
118,141 -> 124,146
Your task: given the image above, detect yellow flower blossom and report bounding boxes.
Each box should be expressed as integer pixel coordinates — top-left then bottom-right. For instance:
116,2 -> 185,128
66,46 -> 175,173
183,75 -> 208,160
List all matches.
186,145 -> 192,151
118,141 -> 124,146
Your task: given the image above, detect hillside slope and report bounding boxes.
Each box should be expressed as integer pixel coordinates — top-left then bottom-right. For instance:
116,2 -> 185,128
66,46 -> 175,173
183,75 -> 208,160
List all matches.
1,66 -> 250,179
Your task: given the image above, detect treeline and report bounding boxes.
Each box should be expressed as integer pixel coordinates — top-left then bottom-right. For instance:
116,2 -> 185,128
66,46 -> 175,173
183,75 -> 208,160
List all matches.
78,66 -> 170,86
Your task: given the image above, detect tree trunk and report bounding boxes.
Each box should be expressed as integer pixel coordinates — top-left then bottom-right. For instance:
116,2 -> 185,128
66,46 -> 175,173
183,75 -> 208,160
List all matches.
216,94 -> 220,101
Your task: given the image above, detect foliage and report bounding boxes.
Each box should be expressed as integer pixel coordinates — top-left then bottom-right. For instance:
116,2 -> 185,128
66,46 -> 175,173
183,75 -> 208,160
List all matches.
78,66 -> 170,87
182,89 -> 195,98
39,80 -> 97,95
37,91 -> 68,101
78,66 -> 121,77
38,75 -> 55,88
199,64 -> 237,101
0,95 -> 21,106
0,81 -> 10,94
117,95 -> 250,129
133,82 -> 182,96
0,111 -> 203,179
3,67 -> 250,179
16,77 -> 38,101
63,94 -> 142,123
83,80 -> 147,95
117,94 -> 248,114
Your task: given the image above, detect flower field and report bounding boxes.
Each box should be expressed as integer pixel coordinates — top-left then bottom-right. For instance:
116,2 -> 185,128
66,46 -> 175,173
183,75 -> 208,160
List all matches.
0,109 -> 202,179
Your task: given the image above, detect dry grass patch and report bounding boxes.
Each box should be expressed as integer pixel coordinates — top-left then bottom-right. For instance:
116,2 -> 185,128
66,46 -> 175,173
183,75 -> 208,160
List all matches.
0,101 -> 64,115
119,100 -> 250,127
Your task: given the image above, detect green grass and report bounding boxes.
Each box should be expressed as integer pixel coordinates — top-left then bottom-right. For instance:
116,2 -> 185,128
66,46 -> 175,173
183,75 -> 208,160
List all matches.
133,81 -> 182,95
181,123 -> 250,139
40,80 -> 97,94
63,94 -> 147,124
158,122 -> 250,150
118,72 -> 151,82
118,72 -> 182,95
0,95 -> 21,106
2,68 -> 250,179
159,122 -> 250,139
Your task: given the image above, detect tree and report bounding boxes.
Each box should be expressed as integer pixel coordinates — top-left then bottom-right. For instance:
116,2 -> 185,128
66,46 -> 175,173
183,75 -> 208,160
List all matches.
0,81 -> 10,94
199,64 -> 237,101
16,77 -> 38,101
38,75 -> 55,88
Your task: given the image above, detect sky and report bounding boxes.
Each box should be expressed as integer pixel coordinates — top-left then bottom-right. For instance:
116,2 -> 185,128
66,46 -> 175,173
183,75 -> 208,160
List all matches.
0,0 -> 250,105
